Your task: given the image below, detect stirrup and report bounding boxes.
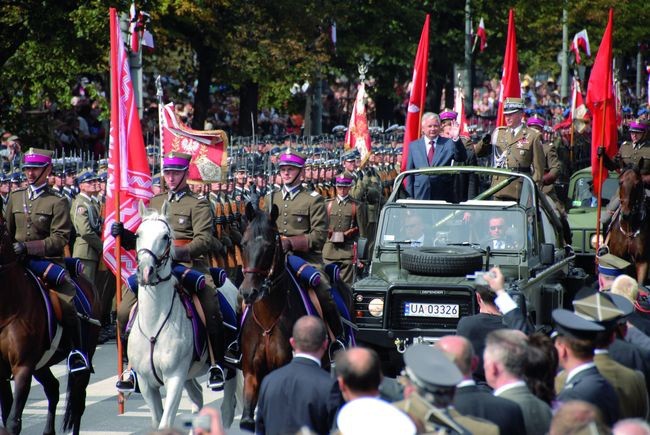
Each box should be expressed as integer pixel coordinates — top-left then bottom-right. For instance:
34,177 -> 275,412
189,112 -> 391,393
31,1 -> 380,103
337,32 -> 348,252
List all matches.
328,339 -> 346,363
207,365 -> 225,391
224,341 -> 241,365
116,369 -> 137,394
67,350 -> 90,373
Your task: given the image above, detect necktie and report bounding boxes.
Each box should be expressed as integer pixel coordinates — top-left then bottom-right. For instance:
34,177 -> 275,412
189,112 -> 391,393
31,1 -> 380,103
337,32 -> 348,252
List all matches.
427,139 -> 435,165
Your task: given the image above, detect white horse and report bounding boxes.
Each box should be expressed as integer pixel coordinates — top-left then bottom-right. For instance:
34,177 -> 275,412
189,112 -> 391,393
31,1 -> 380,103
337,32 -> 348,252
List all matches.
130,202 -> 207,429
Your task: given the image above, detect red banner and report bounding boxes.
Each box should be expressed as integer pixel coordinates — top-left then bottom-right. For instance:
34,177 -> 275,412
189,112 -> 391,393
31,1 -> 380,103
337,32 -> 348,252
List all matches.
496,9 -> 521,127
161,102 -> 228,183
103,8 -> 153,283
587,9 -> 617,196
345,83 -> 372,166
401,14 -> 430,173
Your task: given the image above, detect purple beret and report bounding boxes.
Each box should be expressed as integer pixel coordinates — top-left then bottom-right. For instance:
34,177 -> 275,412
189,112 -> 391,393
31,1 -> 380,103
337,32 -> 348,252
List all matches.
629,121 -> 646,133
527,117 -> 546,129
163,152 -> 191,171
439,111 -> 458,122
278,148 -> 306,168
22,148 -> 53,168
335,171 -> 354,186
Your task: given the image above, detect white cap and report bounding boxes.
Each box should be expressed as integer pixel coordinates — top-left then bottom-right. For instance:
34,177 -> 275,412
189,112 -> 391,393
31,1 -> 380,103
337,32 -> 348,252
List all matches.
337,398 -> 416,435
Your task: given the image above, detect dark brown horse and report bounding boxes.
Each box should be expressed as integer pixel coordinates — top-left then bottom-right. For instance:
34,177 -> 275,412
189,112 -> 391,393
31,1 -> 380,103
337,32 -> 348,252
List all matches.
0,213 -> 101,434
607,167 -> 650,284
237,203 -> 316,431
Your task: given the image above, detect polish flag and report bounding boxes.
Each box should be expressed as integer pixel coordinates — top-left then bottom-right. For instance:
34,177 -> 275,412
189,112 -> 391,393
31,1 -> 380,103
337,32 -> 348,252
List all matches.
476,18 -> 487,52
571,29 -> 591,64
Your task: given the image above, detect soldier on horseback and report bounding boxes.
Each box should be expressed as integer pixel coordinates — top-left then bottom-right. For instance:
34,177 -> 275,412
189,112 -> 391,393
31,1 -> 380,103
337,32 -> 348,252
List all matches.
112,152 -> 226,391
6,148 -> 89,373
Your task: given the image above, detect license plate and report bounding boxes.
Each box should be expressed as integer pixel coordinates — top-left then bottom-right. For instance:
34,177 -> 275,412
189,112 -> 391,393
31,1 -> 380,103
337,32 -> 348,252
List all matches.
403,302 -> 459,318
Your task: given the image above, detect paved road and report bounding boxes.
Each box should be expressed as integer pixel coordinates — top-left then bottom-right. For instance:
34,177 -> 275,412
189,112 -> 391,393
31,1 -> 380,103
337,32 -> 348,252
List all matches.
15,338 -> 249,435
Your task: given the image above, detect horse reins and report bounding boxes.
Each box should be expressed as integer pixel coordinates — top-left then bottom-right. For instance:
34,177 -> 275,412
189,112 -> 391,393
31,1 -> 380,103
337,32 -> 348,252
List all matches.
136,289 -> 177,386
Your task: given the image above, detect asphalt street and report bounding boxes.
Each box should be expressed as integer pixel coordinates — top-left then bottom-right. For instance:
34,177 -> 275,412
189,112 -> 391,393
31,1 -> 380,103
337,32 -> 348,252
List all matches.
14,338 -> 249,435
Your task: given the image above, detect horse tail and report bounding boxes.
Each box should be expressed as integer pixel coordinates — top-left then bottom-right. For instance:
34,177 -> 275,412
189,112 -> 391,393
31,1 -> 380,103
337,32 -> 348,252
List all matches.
62,370 -> 90,432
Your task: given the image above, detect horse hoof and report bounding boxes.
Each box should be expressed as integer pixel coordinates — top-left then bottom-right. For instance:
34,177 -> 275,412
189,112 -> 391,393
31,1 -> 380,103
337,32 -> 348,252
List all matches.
240,417 -> 255,431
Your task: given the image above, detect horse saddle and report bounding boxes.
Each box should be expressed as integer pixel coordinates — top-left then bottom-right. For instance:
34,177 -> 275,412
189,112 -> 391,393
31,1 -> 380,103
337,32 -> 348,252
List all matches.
25,258 -> 93,325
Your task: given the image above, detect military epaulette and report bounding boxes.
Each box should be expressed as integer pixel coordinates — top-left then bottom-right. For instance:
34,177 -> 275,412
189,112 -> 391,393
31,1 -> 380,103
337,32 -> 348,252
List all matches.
310,191 -> 320,197
50,189 -> 64,198
11,187 -> 27,193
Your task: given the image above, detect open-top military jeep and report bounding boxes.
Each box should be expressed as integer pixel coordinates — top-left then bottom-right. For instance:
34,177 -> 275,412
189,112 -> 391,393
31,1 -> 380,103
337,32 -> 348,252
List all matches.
353,167 -> 583,370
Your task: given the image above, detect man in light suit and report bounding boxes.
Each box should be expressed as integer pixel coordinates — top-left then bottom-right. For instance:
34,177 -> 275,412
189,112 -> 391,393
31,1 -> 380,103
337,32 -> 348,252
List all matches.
405,112 -> 467,201
484,329 -> 552,435
255,316 -> 342,435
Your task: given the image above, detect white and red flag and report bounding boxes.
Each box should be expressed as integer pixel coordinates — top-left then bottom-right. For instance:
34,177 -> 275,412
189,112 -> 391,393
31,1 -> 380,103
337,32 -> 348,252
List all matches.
129,2 -> 154,52
476,18 -> 487,52
496,9 -> 521,127
103,7 -> 153,283
160,102 -> 228,182
401,14 -> 430,173
344,83 -> 372,166
570,29 -> 591,64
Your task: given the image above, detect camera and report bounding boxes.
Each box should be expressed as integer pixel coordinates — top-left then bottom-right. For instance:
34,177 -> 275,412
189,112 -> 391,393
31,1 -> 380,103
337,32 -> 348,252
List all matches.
474,271 -> 496,286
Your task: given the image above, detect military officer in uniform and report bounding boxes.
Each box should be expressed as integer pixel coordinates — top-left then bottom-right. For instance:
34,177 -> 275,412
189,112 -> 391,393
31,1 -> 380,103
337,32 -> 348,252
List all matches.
267,148 -> 343,340
0,172 -> 10,216
394,344 -> 499,434
71,170 -> 102,284
112,152 -> 226,391
323,172 -> 367,285
476,97 -> 546,201
603,119 -> 650,218
7,148 -> 89,372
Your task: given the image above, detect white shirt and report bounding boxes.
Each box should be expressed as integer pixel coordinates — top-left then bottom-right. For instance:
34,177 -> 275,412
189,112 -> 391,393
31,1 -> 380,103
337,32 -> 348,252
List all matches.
511,124 -> 524,136
493,380 -> 527,397
294,352 -> 321,367
565,361 -> 597,384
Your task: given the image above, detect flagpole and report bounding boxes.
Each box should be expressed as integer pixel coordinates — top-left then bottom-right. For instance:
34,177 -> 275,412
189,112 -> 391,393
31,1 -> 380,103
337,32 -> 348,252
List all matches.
156,76 -> 166,192
110,8 -> 125,415
594,31 -> 613,257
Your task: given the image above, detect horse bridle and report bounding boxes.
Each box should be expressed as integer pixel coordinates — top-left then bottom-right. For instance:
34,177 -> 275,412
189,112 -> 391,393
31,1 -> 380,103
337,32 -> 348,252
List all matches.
242,232 -> 285,303
619,177 -> 647,239
136,217 -> 173,285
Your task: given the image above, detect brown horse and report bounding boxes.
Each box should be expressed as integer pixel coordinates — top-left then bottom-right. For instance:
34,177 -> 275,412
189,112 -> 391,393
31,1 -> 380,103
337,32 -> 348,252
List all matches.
0,213 -> 101,434
607,167 -> 650,284
237,202 -> 317,431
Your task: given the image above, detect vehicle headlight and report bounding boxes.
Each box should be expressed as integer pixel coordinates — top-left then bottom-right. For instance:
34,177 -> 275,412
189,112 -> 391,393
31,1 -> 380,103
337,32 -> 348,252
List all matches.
590,234 -> 603,249
368,298 -> 384,317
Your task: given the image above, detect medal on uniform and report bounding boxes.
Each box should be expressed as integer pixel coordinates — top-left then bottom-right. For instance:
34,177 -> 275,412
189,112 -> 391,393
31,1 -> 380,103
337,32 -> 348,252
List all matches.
296,216 -> 303,223
178,217 -> 185,224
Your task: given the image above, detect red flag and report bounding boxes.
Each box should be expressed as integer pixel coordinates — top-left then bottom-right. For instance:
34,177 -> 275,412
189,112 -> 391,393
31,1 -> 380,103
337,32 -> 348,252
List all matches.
401,14 -> 430,173
496,10 -> 521,127
586,9 -> 617,196
454,87 -> 470,138
476,18 -> 487,52
161,103 -> 228,182
570,29 -> 591,64
103,8 -> 153,283
344,83 -> 372,166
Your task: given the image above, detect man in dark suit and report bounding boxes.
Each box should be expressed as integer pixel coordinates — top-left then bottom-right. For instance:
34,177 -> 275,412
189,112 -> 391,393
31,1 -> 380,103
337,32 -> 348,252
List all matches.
405,112 -> 467,201
436,335 -> 526,435
255,316 -> 342,435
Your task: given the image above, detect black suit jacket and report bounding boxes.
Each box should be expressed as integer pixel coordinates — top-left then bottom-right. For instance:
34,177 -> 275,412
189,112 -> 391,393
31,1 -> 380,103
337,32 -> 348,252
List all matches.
256,356 -> 342,435
454,383 -> 527,435
557,365 -> 620,426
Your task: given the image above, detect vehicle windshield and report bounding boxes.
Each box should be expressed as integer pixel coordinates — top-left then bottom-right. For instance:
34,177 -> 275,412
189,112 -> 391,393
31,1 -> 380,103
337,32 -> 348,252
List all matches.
570,175 -> 618,208
380,205 -> 527,251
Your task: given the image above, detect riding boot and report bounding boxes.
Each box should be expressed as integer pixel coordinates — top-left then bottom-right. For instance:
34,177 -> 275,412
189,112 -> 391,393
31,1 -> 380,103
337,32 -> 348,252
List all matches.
314,280 -> 344,341
198,286 -> 226,391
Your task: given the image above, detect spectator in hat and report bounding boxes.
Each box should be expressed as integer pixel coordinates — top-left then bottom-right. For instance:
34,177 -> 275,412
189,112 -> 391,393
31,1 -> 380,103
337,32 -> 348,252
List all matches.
256,316 -> 342,435
552,306 -> 620,426
394,344 -> 498,434
436,335 -> 526,435
558,291 -> 649,420
597,253 -> 632,292
483,329 -> 552,435
404,112 -> 467,201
